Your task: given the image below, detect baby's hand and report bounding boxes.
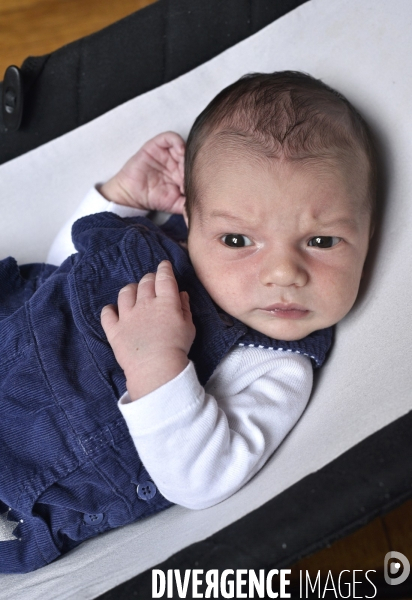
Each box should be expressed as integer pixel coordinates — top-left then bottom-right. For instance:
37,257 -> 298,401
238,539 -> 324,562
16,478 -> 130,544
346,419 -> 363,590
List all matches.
100,261 -> 195,400
100,132 -> 185,214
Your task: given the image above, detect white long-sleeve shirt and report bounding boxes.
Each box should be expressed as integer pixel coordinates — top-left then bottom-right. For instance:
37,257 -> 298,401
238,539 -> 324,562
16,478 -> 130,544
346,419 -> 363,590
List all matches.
48,188 -> 313,509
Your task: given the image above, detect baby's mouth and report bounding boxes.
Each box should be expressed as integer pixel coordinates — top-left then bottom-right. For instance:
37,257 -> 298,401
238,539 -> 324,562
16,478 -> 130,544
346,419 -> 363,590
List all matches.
260,303 -> 309,320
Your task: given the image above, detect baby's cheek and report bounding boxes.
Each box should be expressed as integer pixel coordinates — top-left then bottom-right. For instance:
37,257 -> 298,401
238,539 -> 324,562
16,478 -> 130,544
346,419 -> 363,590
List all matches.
327,277 -> 359,322
315,272 -> 346,317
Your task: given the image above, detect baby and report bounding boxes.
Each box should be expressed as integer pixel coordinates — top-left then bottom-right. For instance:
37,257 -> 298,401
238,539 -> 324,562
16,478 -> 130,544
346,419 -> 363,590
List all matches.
0,72 -> 376,573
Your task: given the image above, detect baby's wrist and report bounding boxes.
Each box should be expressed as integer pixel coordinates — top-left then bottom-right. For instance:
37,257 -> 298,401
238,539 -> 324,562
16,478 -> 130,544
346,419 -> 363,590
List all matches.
125,351 -> 189,401
99,176 -> 145,210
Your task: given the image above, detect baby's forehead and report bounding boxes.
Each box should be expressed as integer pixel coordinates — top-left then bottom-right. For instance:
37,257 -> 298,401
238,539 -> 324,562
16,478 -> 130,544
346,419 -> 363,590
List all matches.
196,139 -> 365,187
193,146 -> 370,224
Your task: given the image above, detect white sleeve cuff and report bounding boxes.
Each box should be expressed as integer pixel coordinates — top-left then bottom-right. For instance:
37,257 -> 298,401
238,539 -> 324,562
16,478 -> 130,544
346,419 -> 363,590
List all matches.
47,186 -> 149,265
94,185 -> 149,219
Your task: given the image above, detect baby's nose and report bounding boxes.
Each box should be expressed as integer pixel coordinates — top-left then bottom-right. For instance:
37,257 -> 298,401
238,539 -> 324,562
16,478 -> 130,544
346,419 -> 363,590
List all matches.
259,249 -> 308,288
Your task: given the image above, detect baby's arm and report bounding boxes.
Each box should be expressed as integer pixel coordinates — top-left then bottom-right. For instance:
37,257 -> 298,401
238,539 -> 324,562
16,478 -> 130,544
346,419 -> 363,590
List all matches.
47,132 -> 185,265
120,348 -> 313,509
101,260 -> 196,399
101,266 -> 313,509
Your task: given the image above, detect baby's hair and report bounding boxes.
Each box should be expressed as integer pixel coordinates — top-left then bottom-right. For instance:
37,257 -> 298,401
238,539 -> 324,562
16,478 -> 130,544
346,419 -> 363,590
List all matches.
184,71 -> 377,224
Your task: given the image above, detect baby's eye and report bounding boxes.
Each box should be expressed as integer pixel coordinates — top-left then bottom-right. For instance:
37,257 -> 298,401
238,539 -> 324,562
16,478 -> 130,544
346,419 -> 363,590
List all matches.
308,236 -> 341,248
221,234 -> 253,248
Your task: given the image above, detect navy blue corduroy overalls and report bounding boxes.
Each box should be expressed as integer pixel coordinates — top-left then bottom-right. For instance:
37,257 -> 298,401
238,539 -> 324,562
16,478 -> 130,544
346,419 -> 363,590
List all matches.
0,212 -> 332,573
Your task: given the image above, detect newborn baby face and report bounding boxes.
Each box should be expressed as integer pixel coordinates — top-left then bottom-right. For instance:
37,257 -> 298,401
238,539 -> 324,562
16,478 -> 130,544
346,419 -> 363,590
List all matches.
185,149 -> 372,341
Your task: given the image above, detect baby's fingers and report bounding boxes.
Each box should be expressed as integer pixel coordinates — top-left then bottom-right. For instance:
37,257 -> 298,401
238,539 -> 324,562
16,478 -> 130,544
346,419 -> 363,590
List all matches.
101,304 -> 119,337
168,194 -> 186,215
155,261 -> 179,299
118,283 -> 138,310
180,291 -> 193,321
154,131 -> 185,156
136,273 -> 156,300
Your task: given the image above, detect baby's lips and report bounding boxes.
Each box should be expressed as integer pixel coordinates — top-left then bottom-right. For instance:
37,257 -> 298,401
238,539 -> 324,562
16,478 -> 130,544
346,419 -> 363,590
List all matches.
262,302 -> 307,312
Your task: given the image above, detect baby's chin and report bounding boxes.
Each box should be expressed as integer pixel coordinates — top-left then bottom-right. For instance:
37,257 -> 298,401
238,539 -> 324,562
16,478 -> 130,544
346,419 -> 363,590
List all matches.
244,316 -> 331,342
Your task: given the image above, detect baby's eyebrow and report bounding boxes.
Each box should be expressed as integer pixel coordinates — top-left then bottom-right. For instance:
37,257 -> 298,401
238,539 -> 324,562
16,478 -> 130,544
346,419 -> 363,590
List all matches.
314,217 -> 358,229
206,211 -> 359,231
208,210 -> 249,224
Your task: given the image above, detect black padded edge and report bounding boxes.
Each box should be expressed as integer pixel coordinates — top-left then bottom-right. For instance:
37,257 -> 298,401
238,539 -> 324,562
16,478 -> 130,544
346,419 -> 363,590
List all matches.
0,0 -> 308,164
96,409 -> 412,599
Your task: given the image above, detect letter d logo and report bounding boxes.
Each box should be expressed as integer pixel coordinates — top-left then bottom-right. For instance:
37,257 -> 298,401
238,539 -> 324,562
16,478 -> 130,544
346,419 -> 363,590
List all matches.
384,551 -> 410,585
